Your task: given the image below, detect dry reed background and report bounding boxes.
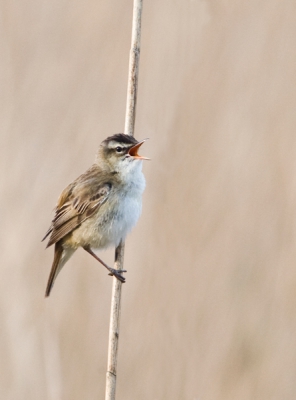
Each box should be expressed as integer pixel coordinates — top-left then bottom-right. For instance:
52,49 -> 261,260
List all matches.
1,0 -> 296,399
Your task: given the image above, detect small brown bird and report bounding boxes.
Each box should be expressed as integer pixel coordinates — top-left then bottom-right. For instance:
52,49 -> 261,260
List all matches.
42,134 -> 149,297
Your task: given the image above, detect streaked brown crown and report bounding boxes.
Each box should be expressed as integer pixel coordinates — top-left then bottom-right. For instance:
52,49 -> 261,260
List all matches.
102,133 -> 138,146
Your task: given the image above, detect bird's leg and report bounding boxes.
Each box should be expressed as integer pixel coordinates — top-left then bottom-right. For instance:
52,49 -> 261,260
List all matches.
83,246 -> 126,283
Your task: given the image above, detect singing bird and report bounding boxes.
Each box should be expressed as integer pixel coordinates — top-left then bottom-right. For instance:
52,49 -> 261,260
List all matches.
42,134 -> 149,297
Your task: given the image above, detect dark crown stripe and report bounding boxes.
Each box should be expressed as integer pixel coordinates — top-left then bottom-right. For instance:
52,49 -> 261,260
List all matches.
102,133 -> 138,146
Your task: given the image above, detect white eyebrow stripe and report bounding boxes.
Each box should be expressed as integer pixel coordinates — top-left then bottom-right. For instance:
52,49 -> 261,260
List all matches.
107,141 -> 132,149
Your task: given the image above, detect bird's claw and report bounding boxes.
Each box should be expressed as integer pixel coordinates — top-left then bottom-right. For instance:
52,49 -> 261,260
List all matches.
108,268 -> 127,283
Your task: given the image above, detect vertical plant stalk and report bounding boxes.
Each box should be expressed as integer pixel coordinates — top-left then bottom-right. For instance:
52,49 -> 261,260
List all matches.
124,0 -> 143,137
105,1 -> 143,400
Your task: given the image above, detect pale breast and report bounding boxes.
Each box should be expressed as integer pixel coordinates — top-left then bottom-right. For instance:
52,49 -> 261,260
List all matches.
71,167 -> 145,249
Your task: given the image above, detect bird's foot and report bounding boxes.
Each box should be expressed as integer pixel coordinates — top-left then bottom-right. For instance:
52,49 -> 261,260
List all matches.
108,268 -> 127,283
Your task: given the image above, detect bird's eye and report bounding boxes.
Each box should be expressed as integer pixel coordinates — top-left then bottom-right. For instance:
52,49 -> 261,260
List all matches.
116,146 -> 123,153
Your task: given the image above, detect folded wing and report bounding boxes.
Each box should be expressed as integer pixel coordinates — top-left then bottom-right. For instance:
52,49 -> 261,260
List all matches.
42,166 -> 112,247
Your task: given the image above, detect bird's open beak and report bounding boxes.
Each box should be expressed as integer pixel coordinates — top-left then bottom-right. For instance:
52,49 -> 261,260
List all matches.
128,139 -> 150,160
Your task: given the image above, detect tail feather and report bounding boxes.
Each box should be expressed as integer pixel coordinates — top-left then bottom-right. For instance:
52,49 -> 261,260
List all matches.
45,243 -> 64,297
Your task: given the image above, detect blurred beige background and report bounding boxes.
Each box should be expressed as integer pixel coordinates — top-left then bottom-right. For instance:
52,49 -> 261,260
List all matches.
1,0 -> 296,399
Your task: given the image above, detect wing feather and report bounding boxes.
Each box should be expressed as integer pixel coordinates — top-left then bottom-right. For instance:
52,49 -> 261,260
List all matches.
46,216 -> 81,247
42,165 -> 114,247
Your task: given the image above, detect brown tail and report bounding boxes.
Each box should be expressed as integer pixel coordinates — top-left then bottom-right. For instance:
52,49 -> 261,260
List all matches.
45,243 -> 64,297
